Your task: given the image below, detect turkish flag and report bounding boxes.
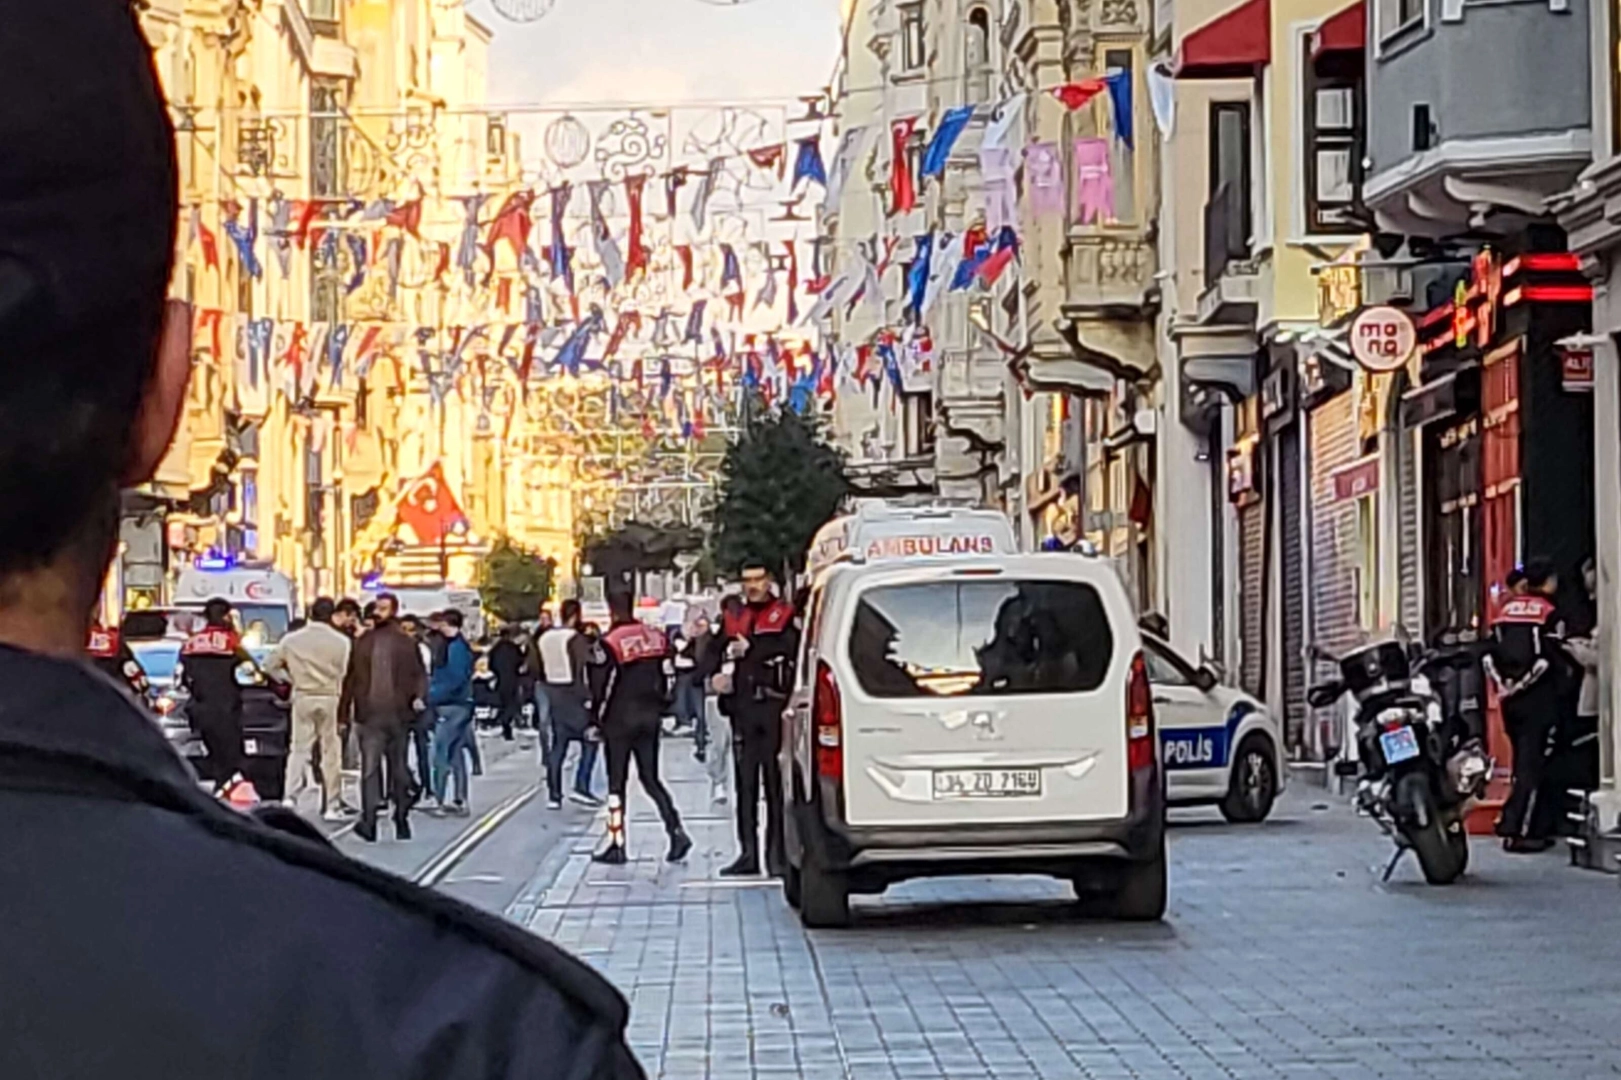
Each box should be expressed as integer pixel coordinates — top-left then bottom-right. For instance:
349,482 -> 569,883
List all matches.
396,462 -> 468,547
1051,80 -> 1108,111
890,117 -> 919,215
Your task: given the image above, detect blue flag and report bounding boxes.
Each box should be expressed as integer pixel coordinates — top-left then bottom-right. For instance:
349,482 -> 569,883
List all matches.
792,136 -> 828,190
1105,71 -> 1134,149
554,316 -> 596,377
906,234 -> 933,315
921,105 -> 976,178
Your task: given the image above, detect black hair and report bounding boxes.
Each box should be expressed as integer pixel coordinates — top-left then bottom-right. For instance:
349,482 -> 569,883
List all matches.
440,608 -> 465,630
202,597 -> 233,627
740,560 -> 774,577
607,592 -> 634,623
559,598 -> 582,625
362,602 -> 378,622
1523,558 -> 1558,591
335,598 -> 362,617
0,3 -> 178,578
310,597 -> 336,623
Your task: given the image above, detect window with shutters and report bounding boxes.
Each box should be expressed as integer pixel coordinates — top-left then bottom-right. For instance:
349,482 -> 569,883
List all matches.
899,3 -> 926,72
1302,47 -> 1362,234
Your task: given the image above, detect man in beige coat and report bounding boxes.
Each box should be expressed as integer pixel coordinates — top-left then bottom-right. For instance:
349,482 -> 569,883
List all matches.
267,597 -> 354,819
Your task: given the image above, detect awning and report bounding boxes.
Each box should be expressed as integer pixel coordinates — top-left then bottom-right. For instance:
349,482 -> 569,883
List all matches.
1310,1 -> 1365,62
1174,0 -> 1271,80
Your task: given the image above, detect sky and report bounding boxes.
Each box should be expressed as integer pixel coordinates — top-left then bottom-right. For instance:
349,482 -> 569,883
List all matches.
467,0 -> 845,108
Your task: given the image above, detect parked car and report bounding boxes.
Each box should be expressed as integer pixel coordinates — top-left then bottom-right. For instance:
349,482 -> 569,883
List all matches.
1140,633 -> 1284,823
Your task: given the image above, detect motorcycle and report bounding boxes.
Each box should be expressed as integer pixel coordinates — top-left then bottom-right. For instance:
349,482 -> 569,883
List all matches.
1310,639 -> 1492,885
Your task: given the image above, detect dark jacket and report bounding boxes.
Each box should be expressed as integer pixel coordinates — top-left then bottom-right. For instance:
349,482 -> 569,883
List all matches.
489,638 -> 524,701
599,622 -> 670,731
179,624 -> 252,715
723,599 -> 799,728
429,634 -> 475,709
0,644 -> 644,1080
341,621 -> 429,728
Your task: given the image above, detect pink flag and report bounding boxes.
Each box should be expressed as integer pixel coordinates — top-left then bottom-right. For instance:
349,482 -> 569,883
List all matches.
1024,142 -> 1064,217
1072,138 -> 1115,225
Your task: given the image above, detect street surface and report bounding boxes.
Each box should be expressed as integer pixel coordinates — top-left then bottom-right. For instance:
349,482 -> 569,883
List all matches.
349,739 -> 1621,1080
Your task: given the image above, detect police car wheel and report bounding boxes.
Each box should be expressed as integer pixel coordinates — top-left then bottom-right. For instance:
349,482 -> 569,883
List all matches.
1220,736 -> 1278,824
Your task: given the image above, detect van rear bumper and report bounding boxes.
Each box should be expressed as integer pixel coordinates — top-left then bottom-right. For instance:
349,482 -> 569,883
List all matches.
804,768 -> 1165,876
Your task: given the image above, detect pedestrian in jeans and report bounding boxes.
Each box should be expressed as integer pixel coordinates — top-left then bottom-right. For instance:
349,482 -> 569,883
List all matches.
537,600 -> 603,809
426,609 -> 475,817
338,593 -> 425,842
672,611 -> 714,753
265,597 -> 354,820
529,607 -> 555,757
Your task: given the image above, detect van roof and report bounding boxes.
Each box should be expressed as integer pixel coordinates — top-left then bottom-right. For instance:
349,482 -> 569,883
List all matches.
807,502 -> 1018,579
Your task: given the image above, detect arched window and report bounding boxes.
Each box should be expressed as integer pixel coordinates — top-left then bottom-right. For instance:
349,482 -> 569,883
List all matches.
967,7 -> 992,100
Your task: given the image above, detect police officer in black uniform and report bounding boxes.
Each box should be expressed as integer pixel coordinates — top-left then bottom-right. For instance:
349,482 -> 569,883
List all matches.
1486,560 -> 1568,852
592,593 -> 693,866
87,621 -> 149,700
0,8 -> 643,1075
179,596 -> 257,792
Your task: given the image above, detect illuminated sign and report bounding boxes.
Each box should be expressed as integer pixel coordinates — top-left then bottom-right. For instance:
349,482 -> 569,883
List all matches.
1350,306 -> 1417,373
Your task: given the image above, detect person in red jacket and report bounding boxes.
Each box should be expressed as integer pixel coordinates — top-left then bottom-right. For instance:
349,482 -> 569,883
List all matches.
87,622 -> 149,700
592,593 -> 692,866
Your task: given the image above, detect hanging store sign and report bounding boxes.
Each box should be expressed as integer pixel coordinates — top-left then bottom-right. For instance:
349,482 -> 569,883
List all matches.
1349,305 -> 1417,373
1317,263 -> 1362,328
1331,457 -> 1381,503
1562,348 -> 1595,392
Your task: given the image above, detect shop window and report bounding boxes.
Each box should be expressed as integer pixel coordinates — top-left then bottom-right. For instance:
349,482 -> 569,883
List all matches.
1104,49 -> 1137,223
899,3 -> 926,72
1302,45 -> 1362,234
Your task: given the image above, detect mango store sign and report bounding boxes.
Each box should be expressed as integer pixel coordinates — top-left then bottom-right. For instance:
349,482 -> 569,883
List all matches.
1350,306 -> 1417,374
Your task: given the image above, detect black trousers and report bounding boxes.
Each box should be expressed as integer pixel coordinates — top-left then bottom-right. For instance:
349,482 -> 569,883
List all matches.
359,720 -> 410,829
604,718 -> 681,837
1499,685 -> 1559,840
497,696 -> 521,739
733,708 -> 784,866
409,710 -> 434,794
192,702 -> 243,787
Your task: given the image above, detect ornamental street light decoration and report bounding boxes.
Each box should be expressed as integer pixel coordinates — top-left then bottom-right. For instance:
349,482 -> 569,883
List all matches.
489,0 -> 557,22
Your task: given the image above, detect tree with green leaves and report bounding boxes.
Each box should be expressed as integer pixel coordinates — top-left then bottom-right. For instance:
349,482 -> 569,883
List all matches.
711,406 -> 849,580
477,536 -> 557,625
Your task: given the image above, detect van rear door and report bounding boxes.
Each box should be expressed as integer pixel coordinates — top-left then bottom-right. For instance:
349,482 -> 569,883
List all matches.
832,566 -> 1132,828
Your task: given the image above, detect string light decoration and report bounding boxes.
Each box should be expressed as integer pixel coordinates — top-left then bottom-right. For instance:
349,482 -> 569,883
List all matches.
489,0 -> 557,23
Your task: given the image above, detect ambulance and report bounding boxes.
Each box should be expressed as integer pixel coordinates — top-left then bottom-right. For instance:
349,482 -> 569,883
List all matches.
173,556 -> 298,658
804,501 -> 1019,583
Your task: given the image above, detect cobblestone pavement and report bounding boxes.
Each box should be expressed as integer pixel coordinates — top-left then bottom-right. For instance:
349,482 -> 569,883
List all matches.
497,740 -> 1621,1080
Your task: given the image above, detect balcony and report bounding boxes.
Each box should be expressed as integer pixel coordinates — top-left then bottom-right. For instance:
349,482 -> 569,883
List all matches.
1197,182 -> 1261,325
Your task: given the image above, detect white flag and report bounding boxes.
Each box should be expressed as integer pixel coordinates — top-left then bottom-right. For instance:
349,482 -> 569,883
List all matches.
822,125 -> 872,211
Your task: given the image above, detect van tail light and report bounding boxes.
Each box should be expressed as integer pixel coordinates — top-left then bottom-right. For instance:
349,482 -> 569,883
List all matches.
813,660 -> 843,779
1127,651 -> 1156,773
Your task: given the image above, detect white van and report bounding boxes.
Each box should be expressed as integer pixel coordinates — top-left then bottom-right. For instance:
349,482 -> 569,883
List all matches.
781,551 -> 1166,928
805,501 -> 1019,583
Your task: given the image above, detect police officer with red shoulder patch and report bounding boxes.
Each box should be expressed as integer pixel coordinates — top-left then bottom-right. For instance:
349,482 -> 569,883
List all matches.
720,561 -> 799,878
180,597 -> 258,794
88,622 -> 148,699
1486,560 -> 1568,851
592,592 -> 692,866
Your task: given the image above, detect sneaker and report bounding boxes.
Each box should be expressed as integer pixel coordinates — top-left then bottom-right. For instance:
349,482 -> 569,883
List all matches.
667,829 -> 694,863
547,798 -> 564,810
569,790 -> 604,808
448,802 -> 471,818
694,748 -> 707,764
711,782 -> 729,806
592,844 -> 628,865
321,807 -> 352,823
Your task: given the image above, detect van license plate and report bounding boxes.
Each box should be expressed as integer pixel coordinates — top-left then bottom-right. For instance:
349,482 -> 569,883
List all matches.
243,738 -> 260,756
1378,727 -> 1420,765
932,769 -> 1042,799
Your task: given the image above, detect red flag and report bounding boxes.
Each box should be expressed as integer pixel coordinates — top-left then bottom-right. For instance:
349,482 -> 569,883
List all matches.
396,462 -> 468,547
353,324 -> 383,372
518,324 -> 540,385
1050,80 -> 1109,111
195,308 -> 223,362
432,242 -> 450,282
496,278 -> 513,313
692,404 -> 707,441
604,312 -> 641,361
890,117 -> 919,215
625,175 -> 650,280
292,199 -> 323,248
747,143 -> 787,179
385,197 -> 423,237
198,221 -> 219,270
484,191 -> 536,259
676,245 -> 694,290
281,322 -> 309,390
977,245 -> 1017,286
727,291 -> 745,321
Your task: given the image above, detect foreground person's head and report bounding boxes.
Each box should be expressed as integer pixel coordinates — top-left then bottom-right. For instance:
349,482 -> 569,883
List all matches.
0,2 -> 187,656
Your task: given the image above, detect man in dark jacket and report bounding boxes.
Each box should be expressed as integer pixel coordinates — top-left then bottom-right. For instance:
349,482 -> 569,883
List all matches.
428,608 -> 477,815
1487,560 -> 1568,851
0,10 -> 643,1073
340,592 -> 426,841
489,624 -> 525,741
720,564 -> 799,878
592,594 -> 692,866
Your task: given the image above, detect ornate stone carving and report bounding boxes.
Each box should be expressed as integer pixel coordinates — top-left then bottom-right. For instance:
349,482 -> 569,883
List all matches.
1098,0 -> 1139,26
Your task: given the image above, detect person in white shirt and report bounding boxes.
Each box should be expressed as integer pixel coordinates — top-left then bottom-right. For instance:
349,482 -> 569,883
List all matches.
265,597 -> 354,819
532,599 -> 602,809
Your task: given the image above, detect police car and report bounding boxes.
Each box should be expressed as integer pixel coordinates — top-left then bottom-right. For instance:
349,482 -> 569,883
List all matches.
1140,634 -> 1283,822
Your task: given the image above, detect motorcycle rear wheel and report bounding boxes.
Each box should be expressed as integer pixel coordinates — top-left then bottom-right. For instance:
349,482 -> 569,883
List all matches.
1397,773 -> 1467,885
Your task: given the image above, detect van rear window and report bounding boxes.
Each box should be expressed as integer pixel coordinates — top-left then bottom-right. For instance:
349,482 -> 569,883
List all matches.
848,580 -> 1114,698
